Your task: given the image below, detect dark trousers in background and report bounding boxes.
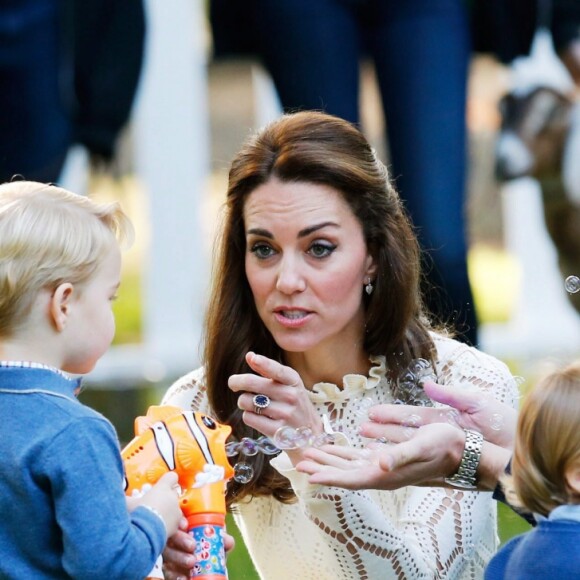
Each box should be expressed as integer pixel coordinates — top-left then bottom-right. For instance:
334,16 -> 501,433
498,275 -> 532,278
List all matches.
252,0 -> 477,345
0,0 -> 145,185
0,1 -> 70,183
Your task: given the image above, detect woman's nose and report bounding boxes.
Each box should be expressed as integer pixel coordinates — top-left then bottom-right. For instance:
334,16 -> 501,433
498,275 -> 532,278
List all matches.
276,257 -> 306,294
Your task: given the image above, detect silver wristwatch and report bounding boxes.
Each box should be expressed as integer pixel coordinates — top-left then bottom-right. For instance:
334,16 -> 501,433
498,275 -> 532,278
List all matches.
444,429 -> 483,490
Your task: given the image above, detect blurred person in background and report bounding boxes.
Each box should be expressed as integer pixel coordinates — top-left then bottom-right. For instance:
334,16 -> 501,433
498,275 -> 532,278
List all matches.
0,0 -> 145,184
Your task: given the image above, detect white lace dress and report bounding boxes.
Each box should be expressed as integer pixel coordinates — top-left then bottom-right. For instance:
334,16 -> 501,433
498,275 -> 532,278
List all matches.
162,335 -> 519,579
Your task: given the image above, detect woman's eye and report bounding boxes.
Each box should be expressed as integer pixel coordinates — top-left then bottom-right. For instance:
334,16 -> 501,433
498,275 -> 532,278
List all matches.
308,242 -> 336,258
250,242 -> 275,259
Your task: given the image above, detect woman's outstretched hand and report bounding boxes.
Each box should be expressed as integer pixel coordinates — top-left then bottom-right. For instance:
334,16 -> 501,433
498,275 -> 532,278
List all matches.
296,422 -> 466,490
361,380 -> 517,450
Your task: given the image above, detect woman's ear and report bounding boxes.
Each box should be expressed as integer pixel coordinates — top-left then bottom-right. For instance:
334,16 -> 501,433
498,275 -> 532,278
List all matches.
365,253 -> 378,280
49,283 -> 74,332
565,462 -> 580,496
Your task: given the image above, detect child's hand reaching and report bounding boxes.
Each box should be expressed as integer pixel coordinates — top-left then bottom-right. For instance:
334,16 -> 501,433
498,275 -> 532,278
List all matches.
131,472 -> 183,537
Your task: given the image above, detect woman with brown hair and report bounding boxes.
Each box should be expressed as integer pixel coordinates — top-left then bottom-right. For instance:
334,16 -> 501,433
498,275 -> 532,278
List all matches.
162,111 -> 518,579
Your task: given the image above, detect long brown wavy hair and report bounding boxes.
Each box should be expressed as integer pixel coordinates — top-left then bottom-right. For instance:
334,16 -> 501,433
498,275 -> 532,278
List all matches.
203,111 -> 435,506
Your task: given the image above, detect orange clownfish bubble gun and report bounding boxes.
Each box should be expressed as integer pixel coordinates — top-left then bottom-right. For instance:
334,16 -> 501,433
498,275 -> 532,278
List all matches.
122,406 -> 234,580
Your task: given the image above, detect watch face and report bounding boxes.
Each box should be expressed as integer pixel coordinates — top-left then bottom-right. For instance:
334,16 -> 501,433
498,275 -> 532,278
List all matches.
444,478 -> 478,490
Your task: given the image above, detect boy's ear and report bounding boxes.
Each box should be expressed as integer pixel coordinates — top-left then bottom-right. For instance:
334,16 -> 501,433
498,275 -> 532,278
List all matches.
50,283 -> 74,332
565,463 -> 580,496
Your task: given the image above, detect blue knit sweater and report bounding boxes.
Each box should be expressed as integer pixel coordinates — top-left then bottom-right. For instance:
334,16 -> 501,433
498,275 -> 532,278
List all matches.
485,505 -> 580,579
0,366 -> 166,579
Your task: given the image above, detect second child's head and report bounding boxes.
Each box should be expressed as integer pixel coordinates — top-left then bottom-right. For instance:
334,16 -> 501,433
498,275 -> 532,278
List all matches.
511,361 -> 580,516
0,181 -> 133,374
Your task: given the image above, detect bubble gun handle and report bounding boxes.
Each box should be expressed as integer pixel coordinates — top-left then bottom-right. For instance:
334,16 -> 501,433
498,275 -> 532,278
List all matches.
182,482 -> 228,580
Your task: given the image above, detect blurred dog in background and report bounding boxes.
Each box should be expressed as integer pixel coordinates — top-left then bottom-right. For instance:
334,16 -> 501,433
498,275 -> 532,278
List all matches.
495,82 -> 580,313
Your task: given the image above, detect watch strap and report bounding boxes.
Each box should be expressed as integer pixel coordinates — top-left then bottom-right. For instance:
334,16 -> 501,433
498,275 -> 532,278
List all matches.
445,429 -> 483,490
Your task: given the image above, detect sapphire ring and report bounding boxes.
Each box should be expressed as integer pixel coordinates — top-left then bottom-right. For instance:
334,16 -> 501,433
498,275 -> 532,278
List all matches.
253,394 -> 271,415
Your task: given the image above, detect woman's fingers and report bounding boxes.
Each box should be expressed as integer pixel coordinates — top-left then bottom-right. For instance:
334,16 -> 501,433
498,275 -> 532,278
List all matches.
297,446 -> 384,490
228,352 -> 322,444
359,421 -> 422,443
367,403 -> 443,425
245,351 -> 303,387
301,445 -> 375,469
228,373 -> 273,395
228,353 -> 302,396
422,380 -> 485,413
423,381 -> 517,447
365,382 -> 517,449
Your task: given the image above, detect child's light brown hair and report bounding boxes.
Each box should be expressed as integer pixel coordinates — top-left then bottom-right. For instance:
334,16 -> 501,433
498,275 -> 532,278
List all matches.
510,361 -> 580,517
0,181 -> 133,338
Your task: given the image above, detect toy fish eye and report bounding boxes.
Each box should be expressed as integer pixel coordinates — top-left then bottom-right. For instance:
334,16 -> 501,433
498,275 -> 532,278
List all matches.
202,415 -> 217,429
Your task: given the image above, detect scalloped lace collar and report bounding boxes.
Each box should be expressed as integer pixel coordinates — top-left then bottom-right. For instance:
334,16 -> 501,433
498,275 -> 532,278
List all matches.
308,355 -> 386,401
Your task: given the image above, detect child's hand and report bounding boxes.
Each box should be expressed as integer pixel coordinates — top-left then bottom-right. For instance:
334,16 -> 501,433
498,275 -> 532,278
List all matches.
136,472 -> 182,537
163,520 -> 236,580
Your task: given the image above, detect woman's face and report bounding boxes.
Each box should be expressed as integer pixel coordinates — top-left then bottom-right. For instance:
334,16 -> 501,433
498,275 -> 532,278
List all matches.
243,178 -> 376,355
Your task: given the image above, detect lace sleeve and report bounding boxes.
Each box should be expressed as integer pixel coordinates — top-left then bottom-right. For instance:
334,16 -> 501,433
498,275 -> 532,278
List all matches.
161,367 -> 211,414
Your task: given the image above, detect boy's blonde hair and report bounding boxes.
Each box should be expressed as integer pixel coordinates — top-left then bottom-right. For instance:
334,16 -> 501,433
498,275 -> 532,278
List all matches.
509,361 -> 580,516
0,181 -> 133,338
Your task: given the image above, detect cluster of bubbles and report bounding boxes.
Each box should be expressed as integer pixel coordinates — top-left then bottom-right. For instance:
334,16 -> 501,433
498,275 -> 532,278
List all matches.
226,428 -> 340,483
225,436 -> 277,484
392,358 -> 437,406
225,436 -> 279,458
565,275 -> 580,294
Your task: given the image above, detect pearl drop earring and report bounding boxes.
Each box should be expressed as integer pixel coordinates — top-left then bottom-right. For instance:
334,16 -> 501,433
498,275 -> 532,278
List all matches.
365,278 -> 374,295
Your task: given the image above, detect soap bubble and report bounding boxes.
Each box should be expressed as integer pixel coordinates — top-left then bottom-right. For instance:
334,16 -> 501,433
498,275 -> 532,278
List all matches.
233,462 -> 254,484
272,426 -> 300,449
239,437 -> 259,456
312,432 -> 338,447
256,436 -> 279,455
401,413 -> 421,439
439,409 -> 460,425
225,441 -> 240,457
392,359 -> 436,406
489,413 -> 504,431
565,275 -> 580,294
404,414 -> 421,427
272,425 -> 339,450
293,426 -> 315,448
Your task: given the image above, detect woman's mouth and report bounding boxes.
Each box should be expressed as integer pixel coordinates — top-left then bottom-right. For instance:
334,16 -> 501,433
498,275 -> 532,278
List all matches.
274,309 -> 313,327
280,310 -> 307,319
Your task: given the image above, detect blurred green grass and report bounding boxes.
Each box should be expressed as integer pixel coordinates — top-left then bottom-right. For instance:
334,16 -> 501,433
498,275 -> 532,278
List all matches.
112,269 -> 142,345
